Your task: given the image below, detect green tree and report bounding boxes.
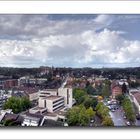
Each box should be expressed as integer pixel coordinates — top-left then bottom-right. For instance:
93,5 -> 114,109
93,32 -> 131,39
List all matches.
86,107 -> 95,119
21,97 -> 31,110
66,105 -> 94,126
66,106 -> 80,126
102,116 -> 114,126
3,96 -> 31,114
122,83 -> 127,94
96,102 -> 113,126
73,88 -> 86,104
101,83 -> 110,98
86,85 -> 96,95
91,98 -> 98,108
116,94 -> 125,104
122,97 -> 135,122
79,106 -> 90,126
96,102 -> 109,118
83,96 -> 92,109
129,81 -> 140,88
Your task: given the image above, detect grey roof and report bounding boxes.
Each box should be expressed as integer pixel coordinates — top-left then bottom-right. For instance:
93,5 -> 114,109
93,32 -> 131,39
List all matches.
133,93 -> 140,104
42,119 -> 64,127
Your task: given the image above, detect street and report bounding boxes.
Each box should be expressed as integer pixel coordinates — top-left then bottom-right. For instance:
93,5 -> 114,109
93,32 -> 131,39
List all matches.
103,101 -> 127,126
135,119 -> 140,126
109,107 -> 126,126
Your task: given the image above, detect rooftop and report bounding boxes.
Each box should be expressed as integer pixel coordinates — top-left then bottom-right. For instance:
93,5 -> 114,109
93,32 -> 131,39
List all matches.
2,113 -> 19,121
24,112 -> 43,120
16,87 -> 39,94
130,91 -> 140,95
31,106 -> 45,110
42,119 -> 64,127
43,89 -> 58,92
43,112 -> 58,117
133,93 -> 140,104
55,110 -> 66,116
46,95 -> 62,101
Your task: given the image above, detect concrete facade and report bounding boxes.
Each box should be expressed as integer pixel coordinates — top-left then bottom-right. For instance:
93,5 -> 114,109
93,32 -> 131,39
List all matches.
39,96 -> 64,113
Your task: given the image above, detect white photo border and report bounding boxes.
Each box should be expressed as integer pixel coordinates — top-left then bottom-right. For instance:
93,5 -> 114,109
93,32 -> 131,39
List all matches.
0,1 -> 140,139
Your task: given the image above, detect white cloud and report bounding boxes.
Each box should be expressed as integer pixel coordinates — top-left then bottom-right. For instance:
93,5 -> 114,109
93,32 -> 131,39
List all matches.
0,27 -> 140,68
94,14 -> 115,27
0,15 -> 139,68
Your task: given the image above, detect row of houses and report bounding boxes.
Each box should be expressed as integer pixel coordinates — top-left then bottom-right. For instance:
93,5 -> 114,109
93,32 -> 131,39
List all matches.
0,77 -> 48,89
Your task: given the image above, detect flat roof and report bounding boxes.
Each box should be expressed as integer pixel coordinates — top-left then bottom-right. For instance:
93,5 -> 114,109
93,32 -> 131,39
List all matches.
31,106 -> 45,110
42,89 -> 57,91
130,91 -> 140,95
55,110 -> 66,116
46,95 -> 63,100
24,116 -> 40,122
43,112 -> 57,117
133,93 -> 140,104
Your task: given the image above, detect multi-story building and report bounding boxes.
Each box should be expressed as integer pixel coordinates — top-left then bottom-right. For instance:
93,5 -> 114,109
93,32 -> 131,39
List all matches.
129,89 -> 140,114
112,86 -> 122,98
18,76 -> 47,86
29,87 -> 73,115
4,79 -> 18,89
39,89 -> 58,97
0,96 -> 7,109
39,88 -> 73,108
0,79 -> 18,89
39,96 -> 64,113
58,88 -> 72,108
0,91 -> 11,109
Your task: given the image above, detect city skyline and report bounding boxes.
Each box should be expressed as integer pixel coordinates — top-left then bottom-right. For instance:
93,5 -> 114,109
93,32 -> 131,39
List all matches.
0,14 -> 140,68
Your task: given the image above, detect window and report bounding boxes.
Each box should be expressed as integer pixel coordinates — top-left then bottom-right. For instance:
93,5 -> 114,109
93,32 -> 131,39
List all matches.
67,89 -> 69,104
44,100 -> 46,107
53,104 -> 64,112
53,98 -> 64,104
53,100 -> 64,108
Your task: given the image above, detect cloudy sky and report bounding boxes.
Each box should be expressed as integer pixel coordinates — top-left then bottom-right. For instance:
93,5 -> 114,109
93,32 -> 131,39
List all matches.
0,14 -> 140,68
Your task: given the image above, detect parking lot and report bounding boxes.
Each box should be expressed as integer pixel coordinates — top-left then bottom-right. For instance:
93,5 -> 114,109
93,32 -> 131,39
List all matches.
104,100 -> 127,126
109,107 -> 126,126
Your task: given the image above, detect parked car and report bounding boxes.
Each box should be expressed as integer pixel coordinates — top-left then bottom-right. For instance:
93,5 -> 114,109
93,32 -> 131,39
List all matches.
111,109 -> 115,112
107,105 -> 111,110
112,101 -> 117,105
90,119 -> 95,123
123,115 -> 127,119
126,121 -> 130,126
107,101 -> 112,105
136,114 -> 140,120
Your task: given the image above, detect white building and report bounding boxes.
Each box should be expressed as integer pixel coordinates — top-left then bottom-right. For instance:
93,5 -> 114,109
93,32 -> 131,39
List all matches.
39,88 -> 73,108
21,115 -> 42,126
39,96 -> 64,113
28,91 -> 39,101
18,76 -> 47,86
0,91 -> 11,109
58,88 -> 73,108
29,87 -> 73,115
129,89 -> 140,113
39,89 -> 58,97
